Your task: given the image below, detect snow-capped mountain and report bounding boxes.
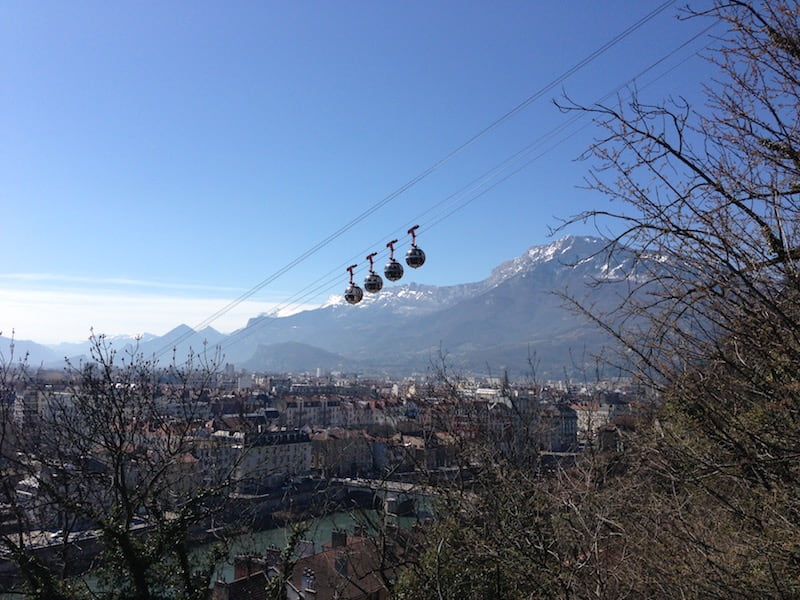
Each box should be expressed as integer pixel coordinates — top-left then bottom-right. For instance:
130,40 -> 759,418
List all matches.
48,333 -> 160,360
322,237 -> 615,315
17,235 -> 642,377
486,235 -> 635,285
223,235 -> 637,376
322,280 -> 488,316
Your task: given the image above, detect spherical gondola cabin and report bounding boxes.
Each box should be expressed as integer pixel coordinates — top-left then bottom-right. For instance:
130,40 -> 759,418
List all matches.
344,264 -> 364,304
363,252 -> 383,293
384,239 -> 404,281
405,225 -> 426,268
364,273 -> 383,293
405,247 -> 425,268
345,284 -> 364,304
384,259 -> 404,281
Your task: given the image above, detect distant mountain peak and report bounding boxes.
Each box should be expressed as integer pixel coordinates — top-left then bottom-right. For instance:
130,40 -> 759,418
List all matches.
321,236 -> 609,314
323,281 -> 441,309
487,235 -> 605,286
161,324 -> 196,339
523,235 -> 603,263
104,332 -> 158,343
197,325 -> 221,337
24,234 -> 642,377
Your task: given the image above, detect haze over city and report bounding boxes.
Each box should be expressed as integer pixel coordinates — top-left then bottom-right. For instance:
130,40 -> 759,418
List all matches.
2,1 -> 715,344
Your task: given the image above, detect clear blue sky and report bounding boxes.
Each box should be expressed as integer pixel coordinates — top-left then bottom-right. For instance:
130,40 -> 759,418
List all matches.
2,1 -> 716,344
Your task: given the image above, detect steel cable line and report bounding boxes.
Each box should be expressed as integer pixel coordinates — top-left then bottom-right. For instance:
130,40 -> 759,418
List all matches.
423,25 -> 720,231
215,32 -> 716,362
217,232 -> 416,354
155,0 -> 678,359
217,22 -> 715,355
215,21 -> 718,358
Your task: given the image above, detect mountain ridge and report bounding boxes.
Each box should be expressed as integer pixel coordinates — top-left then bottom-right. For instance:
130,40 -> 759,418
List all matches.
10,236 -> 635,377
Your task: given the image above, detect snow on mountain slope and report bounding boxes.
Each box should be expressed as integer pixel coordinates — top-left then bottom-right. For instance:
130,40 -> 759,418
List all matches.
31,235 -> 644,377
486,236 -> 610,285
321,237 -> 614,314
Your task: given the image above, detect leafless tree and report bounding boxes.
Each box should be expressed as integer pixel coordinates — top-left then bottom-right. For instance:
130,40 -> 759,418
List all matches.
556,0 -> 800,385
549,0 -> 800,596
398,2 -> 800,598
0,334 -> 242,599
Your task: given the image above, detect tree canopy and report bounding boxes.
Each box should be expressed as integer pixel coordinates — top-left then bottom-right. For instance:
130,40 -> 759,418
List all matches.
398,2 -> 800,597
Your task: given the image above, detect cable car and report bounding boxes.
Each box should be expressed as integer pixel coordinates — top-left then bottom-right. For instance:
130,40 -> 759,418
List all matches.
384,239 -> 404,281
344,265 -> 364,304
364,252 -> 383,293
405,225 -> 426,268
